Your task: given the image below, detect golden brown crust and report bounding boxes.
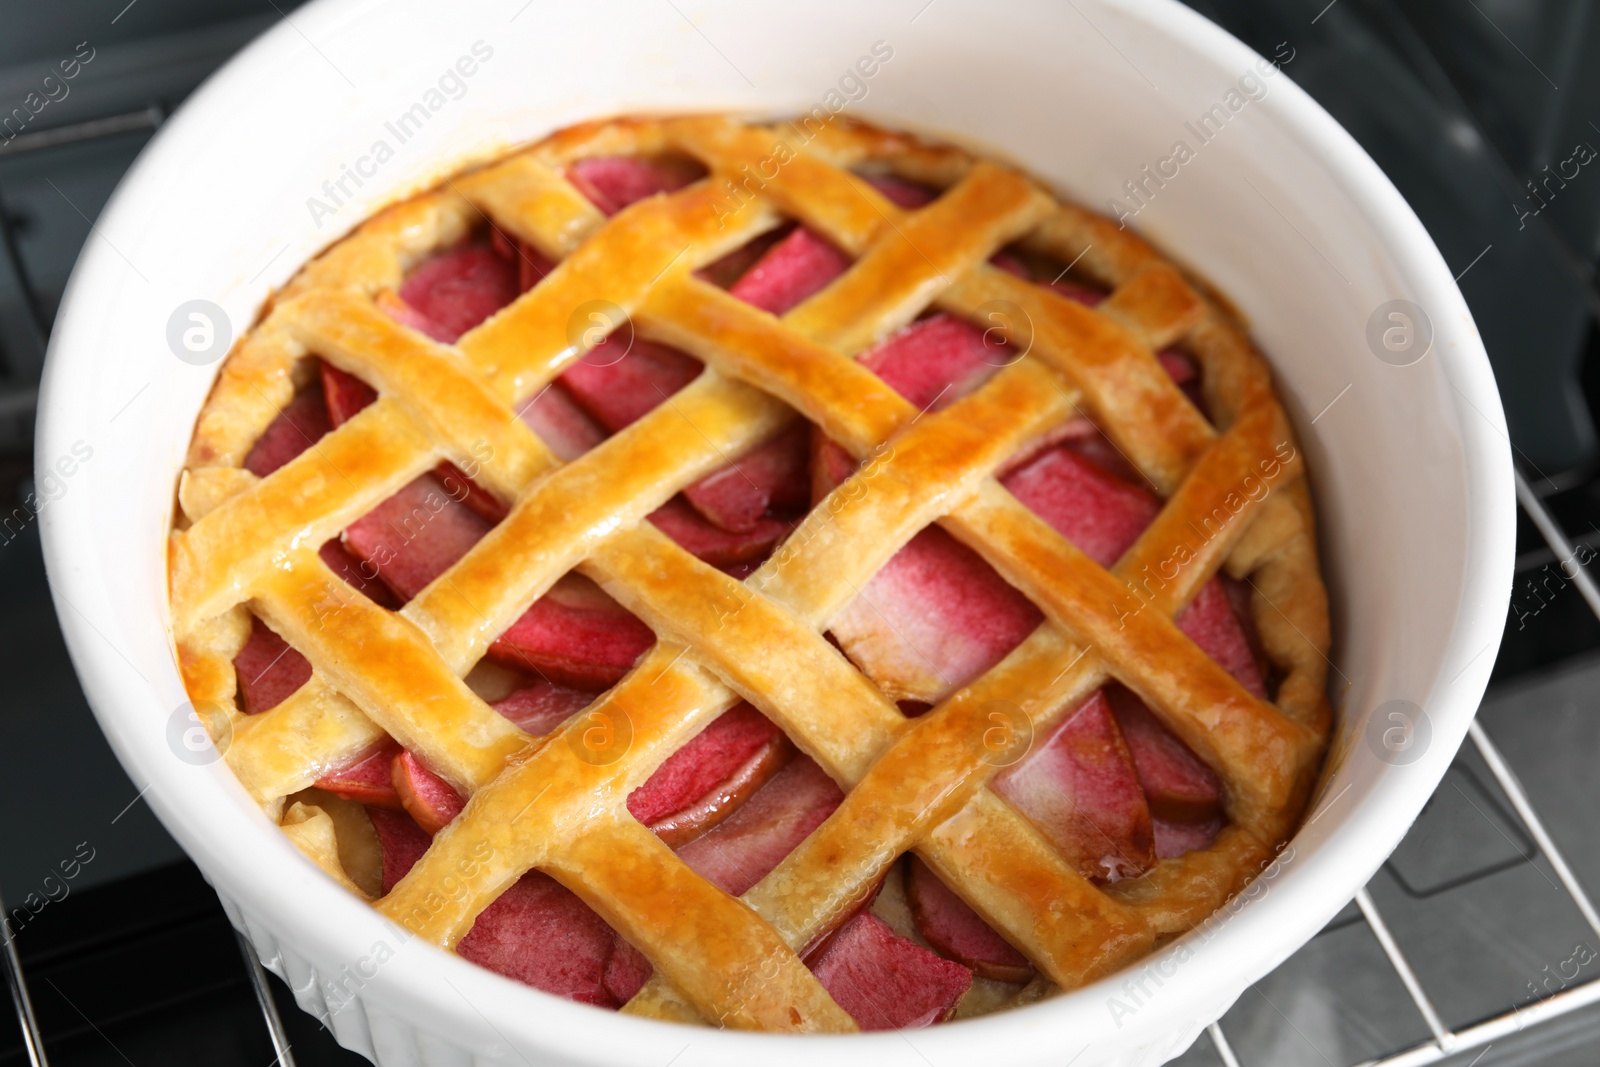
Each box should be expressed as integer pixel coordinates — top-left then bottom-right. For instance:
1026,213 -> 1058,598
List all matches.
170,114 -> 1331,1031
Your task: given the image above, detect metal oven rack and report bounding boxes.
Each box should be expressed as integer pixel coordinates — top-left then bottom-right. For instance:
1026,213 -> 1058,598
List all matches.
1199,470 -> 1600,1066
0,107 -> 300,1067
2,114 -> 1598,1067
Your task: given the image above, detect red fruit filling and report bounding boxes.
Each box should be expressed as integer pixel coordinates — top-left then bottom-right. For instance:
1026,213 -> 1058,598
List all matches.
390,749 -> 464,834
490,681 -> 594,736
316,740 -> 403,809
675,754 -> 844,898
287,184 -> 1274,1022
809,912 -> 972,1030
906,856 -> 1033,983
560,339 -> 704,433
1106,686 -> 1223,824
370,746 -> 966,1026
728,226 -> 852,316
486,574 -> 657,690
565,155 -> 705,217
627,703 -> 792,847
233,616 -> 311,715
681,423 -> 811,534
318,537 -> 401,609
992,690 -> 1155,882
370,808 -> 632,1008
862,173 -> 940,209
396,242 -> 520,343
814,298 -> 1259,896
340,471 -> 494,603
243,383 -> 331,477
517,381 -> 608,461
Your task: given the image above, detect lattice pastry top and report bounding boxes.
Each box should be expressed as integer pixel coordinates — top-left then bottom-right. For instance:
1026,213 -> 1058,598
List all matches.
170,114 -> 1331,1032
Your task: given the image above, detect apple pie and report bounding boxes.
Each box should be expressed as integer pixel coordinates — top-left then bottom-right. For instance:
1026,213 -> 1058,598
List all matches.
169,114 -> 1331,1032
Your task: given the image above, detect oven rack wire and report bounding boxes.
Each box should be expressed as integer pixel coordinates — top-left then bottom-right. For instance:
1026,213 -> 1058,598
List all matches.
1208,479 -> 1600,1067
1,111 -> 1595,1067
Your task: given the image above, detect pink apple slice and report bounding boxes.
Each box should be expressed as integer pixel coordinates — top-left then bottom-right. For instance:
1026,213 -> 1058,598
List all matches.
809,427 -> 858,503
992,689 -> 1155,882
697,227 -> 792,290
559,338 -> 703,433
340,471 -> 494,604
809,911 -> 972,1030
1154,814 -> 1225,859
369,808 -> 624,1007
487,573 -> 657,690
603,937 -> 654,1005
318,360 -> 377,425
1104,685 -> 1223,823
676,754 -> 844,898
516,381 -> 608,461
860,314 -> 1006,412
490,681 -> 595,736
565,155 -> 705,216
1175,578 -> 1267,699
458,870 -> 625,1008
829,525 -> 1043,703
906,856 -> 1033,983
396,241 -> 520,343
990,249 -> 1030,277
681,422 -> 811,533
727,226 -> 851,316
646,497 -> 794,568
628,703 -> 792,848
488,227 -> 556,294
317,537 -> 400,609
315,740 -> 403,809
233,616 -> 311,715
372,287 -> 452,344
390,749 -> 465,834
687,221 -> 853,531
242,384 -> 331,477
863,174 -> 939,208
369,805 -> 430,890
1000,445 -> 1159,568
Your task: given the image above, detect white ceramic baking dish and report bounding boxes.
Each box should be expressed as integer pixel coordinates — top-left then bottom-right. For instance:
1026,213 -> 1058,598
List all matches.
36,0 -> 1513,1063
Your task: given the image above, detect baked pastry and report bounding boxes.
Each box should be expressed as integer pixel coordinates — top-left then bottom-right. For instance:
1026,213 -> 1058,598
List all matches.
170,114 -> 1331,1032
